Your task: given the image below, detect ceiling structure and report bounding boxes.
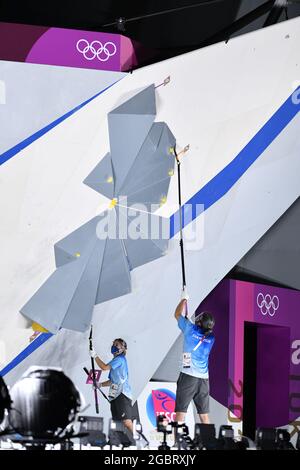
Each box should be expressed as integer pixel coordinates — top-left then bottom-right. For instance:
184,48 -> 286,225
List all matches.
1,1 -> 300,64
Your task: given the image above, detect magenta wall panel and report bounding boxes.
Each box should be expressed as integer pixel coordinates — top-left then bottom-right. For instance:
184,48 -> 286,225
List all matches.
0,22 -> 139,71
196,278 -> 300,427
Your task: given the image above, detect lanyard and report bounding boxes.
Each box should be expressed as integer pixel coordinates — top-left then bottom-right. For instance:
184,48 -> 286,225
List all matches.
193,333 -> 209,352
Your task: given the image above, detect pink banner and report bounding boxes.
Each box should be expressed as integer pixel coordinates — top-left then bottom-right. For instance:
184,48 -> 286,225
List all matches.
0,22 -> 139,71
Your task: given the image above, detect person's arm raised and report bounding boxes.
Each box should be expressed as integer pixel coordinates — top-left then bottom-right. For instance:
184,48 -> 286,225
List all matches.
174,299 -> 188,321
89,349 -> 111,371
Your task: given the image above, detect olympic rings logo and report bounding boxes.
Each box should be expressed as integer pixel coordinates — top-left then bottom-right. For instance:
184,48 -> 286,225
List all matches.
256,293 -> 279,317
76,39 -> 117,62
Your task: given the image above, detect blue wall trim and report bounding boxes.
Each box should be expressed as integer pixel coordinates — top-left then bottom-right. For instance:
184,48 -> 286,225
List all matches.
0,79 -> 123,166
1,87 -> 299,377
170,88 -> 300,236
0,333 -> 53,376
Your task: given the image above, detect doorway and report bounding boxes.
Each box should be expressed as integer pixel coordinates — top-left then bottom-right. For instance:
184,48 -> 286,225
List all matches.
243,322 -> 290,440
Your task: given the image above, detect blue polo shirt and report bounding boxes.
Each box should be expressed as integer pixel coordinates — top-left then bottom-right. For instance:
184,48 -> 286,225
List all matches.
108,354 -> 132,400
178,316 -> 215,378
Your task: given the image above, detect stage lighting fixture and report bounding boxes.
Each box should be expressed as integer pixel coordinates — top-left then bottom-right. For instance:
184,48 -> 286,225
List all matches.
157,415 -> 173,450
8,367 -> 81,439
218,425 -> 238,450
193,423 -> 219,450
255,427 -> 277,450
219,424 -> 234,439
116,17 -> 126,32
108,419 -> 135,448
173,422 -> 193,450
234,435 -> 250,450
133,421 -> 149,449
276,428 -> 295,450
0,375 -> 12,424
78,416 -> 106,448
157,415 -> 173,434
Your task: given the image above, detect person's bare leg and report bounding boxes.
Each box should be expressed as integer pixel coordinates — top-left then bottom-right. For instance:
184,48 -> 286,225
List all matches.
198,413 -> 210,424
176,412 -> 186,423
123,419 -> 133,433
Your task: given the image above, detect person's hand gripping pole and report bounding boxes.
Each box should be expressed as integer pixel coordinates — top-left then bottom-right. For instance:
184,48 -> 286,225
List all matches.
89,325 -> 99,414
181,286 -> 189,319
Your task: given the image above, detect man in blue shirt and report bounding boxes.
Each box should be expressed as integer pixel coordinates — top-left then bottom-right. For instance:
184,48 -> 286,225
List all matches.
90,338 -> 139,433
174,298 -> 215,425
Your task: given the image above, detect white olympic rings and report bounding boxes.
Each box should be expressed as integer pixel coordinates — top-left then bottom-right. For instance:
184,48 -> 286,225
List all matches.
76,39 -> 117,62
256,293 -> 279,317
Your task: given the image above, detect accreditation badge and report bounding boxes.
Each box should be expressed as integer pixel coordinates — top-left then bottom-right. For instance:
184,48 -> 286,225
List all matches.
182,352 -> 191,368
108,383 -> 120,400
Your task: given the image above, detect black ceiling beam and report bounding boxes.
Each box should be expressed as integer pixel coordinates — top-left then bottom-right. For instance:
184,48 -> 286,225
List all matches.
263,0 -> 287,26
198,0 -> 276,47
149,1 -> 276,56
127,0 -> 287,70
137,0 -> 276,62
101,0 -> 226,29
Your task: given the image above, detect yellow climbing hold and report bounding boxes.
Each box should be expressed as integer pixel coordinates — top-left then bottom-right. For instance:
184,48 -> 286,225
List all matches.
169,147 -> 175,155
75,252 -> 81,258
168,169 -> 174,176
106,176 -> 113,183
109,198 -> 118,208
32,322 -> 49,333
160,195 -> 167,206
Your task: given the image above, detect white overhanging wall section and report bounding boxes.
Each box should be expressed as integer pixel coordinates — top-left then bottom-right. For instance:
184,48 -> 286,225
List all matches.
1,18 -> 300,412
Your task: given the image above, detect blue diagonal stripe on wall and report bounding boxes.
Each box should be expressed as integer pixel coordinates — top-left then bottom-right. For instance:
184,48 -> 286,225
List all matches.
170,87 -> 300,236
1,87 -> 300,377
0,332 -> 53,376
0,79 -> 123,166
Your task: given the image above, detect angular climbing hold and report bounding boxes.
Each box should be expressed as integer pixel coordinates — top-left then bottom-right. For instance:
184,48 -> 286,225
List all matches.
32,322 -> 49,333
160,195 -> 167,206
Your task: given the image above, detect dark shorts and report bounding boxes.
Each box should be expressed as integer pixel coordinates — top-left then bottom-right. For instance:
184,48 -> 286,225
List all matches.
110,393 -> 140,421
175,372 -> 210,414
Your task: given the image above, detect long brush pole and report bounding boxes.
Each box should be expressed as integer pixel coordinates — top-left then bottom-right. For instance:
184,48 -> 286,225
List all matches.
173,145 -> 189,318
89,325 -> 99,414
